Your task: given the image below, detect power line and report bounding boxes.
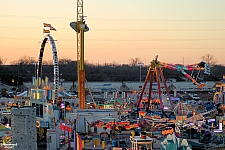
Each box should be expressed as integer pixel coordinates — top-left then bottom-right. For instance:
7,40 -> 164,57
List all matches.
0,15 -> 225,22
89,18 -> 225,22
84,38 -> 225,41
89,29 -> 225,31
0,15 -> 73,20
1,26 -> 225,32
0,37 -> 225,42
0,46 -> 224,50
86,2 -> 225,9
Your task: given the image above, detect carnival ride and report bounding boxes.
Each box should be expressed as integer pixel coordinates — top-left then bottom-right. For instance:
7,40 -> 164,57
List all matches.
137,55 -> 174,111
70,0 -> 89,109
173,102 -> 189,121
162,60 -> 210,89
37,33 -> 59,104
90,120 -> 139,131
137,55 -> 210,112
213,81 -> 225,105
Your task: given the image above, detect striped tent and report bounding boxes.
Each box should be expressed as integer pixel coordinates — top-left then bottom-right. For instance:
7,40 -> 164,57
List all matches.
58,91 -> 76,98
16,91 -> 29,99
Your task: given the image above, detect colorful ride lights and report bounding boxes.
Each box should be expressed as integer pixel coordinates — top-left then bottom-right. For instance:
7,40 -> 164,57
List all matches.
61,103 -> 65,109
60,103 -> 72,112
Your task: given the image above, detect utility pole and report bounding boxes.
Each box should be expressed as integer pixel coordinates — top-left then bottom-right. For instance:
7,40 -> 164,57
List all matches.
182,56 -> 184,66
138,62 -> 144,89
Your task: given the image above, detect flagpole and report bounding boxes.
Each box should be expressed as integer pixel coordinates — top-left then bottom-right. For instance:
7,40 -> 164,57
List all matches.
74,119 -> 77,150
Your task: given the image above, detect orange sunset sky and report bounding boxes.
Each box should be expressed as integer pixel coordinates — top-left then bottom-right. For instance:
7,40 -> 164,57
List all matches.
0,0 -> 225,65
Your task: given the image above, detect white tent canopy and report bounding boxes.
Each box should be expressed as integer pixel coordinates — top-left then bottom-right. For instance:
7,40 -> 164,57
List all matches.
16,90 -> 76,99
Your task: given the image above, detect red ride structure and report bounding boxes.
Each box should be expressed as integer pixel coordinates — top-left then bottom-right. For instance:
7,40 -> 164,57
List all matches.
137,55 -> 174,111
137,55 -> 210,111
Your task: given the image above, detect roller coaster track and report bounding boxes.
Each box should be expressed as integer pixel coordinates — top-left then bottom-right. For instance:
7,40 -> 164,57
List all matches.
186,108 -> 217,122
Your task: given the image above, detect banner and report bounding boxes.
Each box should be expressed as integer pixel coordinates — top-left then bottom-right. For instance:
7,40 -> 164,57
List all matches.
113,92 -> 118,98
103,92 -> 108,98
45,76 -> 49,86
122,92 -> 126,98
51,90 -> 55,100
43,23 -> 57,31
43,23 -> 51,27
32,76 -> 36,86
27,88 -> 31,97
38,77 -> 42,86
47,90 -> 52,100
43,29 -> 50,33
50,26 -> 57,31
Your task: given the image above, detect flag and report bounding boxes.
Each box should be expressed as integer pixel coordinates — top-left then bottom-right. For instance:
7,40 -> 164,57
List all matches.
103,92 -> 108,98
45,76 -> 49,86
38,77 -> 42,86
32,76 -> 36,86
50,26 -> 57,31
112,92 -> 118,98
47,90 -> 52,100
51,90 -> 55,100
27,88 -> 31,97
43,29 -> 50,33
43,23 -> 51,27
76,133 -> 82,150
43,23 -> 57,31
122,92 -> 126,98
35,78 -> 38,87
74,131 -> 82,150
42,79 -> 45,86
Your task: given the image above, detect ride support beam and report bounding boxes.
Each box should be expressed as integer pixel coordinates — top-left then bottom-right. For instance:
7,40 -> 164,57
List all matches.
80,27 -> 85,71
78,25 -> 85,109
137,67 -> 151,107
159,68 -> 174,109
79,70 -> 85,109
155,68 -> 163,109
147,70 -> 155,111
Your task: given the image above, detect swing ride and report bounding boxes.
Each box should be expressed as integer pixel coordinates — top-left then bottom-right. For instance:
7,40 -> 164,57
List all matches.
162,60 -> 210,89
137,55 -> 210,111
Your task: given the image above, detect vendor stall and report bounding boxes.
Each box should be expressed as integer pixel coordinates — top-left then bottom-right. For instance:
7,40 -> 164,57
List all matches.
130,136 -> 153,150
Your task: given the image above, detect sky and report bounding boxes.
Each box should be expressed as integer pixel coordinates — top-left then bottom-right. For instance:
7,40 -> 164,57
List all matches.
0,0 -> 225,65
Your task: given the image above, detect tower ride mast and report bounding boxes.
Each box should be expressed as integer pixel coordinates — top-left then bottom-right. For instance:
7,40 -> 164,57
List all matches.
70,0 -> 89,109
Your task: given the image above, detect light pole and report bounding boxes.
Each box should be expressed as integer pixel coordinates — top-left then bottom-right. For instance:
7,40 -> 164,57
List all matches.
17,65 -> 19,90
60,73 -> 63,88
138,63 -> 144,89
33,62 -> 38,79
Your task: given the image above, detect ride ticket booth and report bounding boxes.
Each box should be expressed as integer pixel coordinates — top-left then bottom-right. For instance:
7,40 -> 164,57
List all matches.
130,135 -> 153,150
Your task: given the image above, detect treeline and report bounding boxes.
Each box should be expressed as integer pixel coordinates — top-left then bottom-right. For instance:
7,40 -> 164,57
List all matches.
0,62 -> 225,86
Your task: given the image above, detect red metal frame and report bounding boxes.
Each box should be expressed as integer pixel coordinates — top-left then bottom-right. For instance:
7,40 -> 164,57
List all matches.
137,56 -> 174,111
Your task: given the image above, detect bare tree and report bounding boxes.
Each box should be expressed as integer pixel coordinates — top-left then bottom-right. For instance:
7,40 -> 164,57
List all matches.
201,53 -> 217,66
0,56 -> 7,65
58,57 -> 73,65
10,56 -> 36,65
42,60 -> 54,65
129,57 -> 142,66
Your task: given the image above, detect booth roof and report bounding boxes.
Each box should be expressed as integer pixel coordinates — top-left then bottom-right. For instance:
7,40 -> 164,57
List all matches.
17,91 -> 76,98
